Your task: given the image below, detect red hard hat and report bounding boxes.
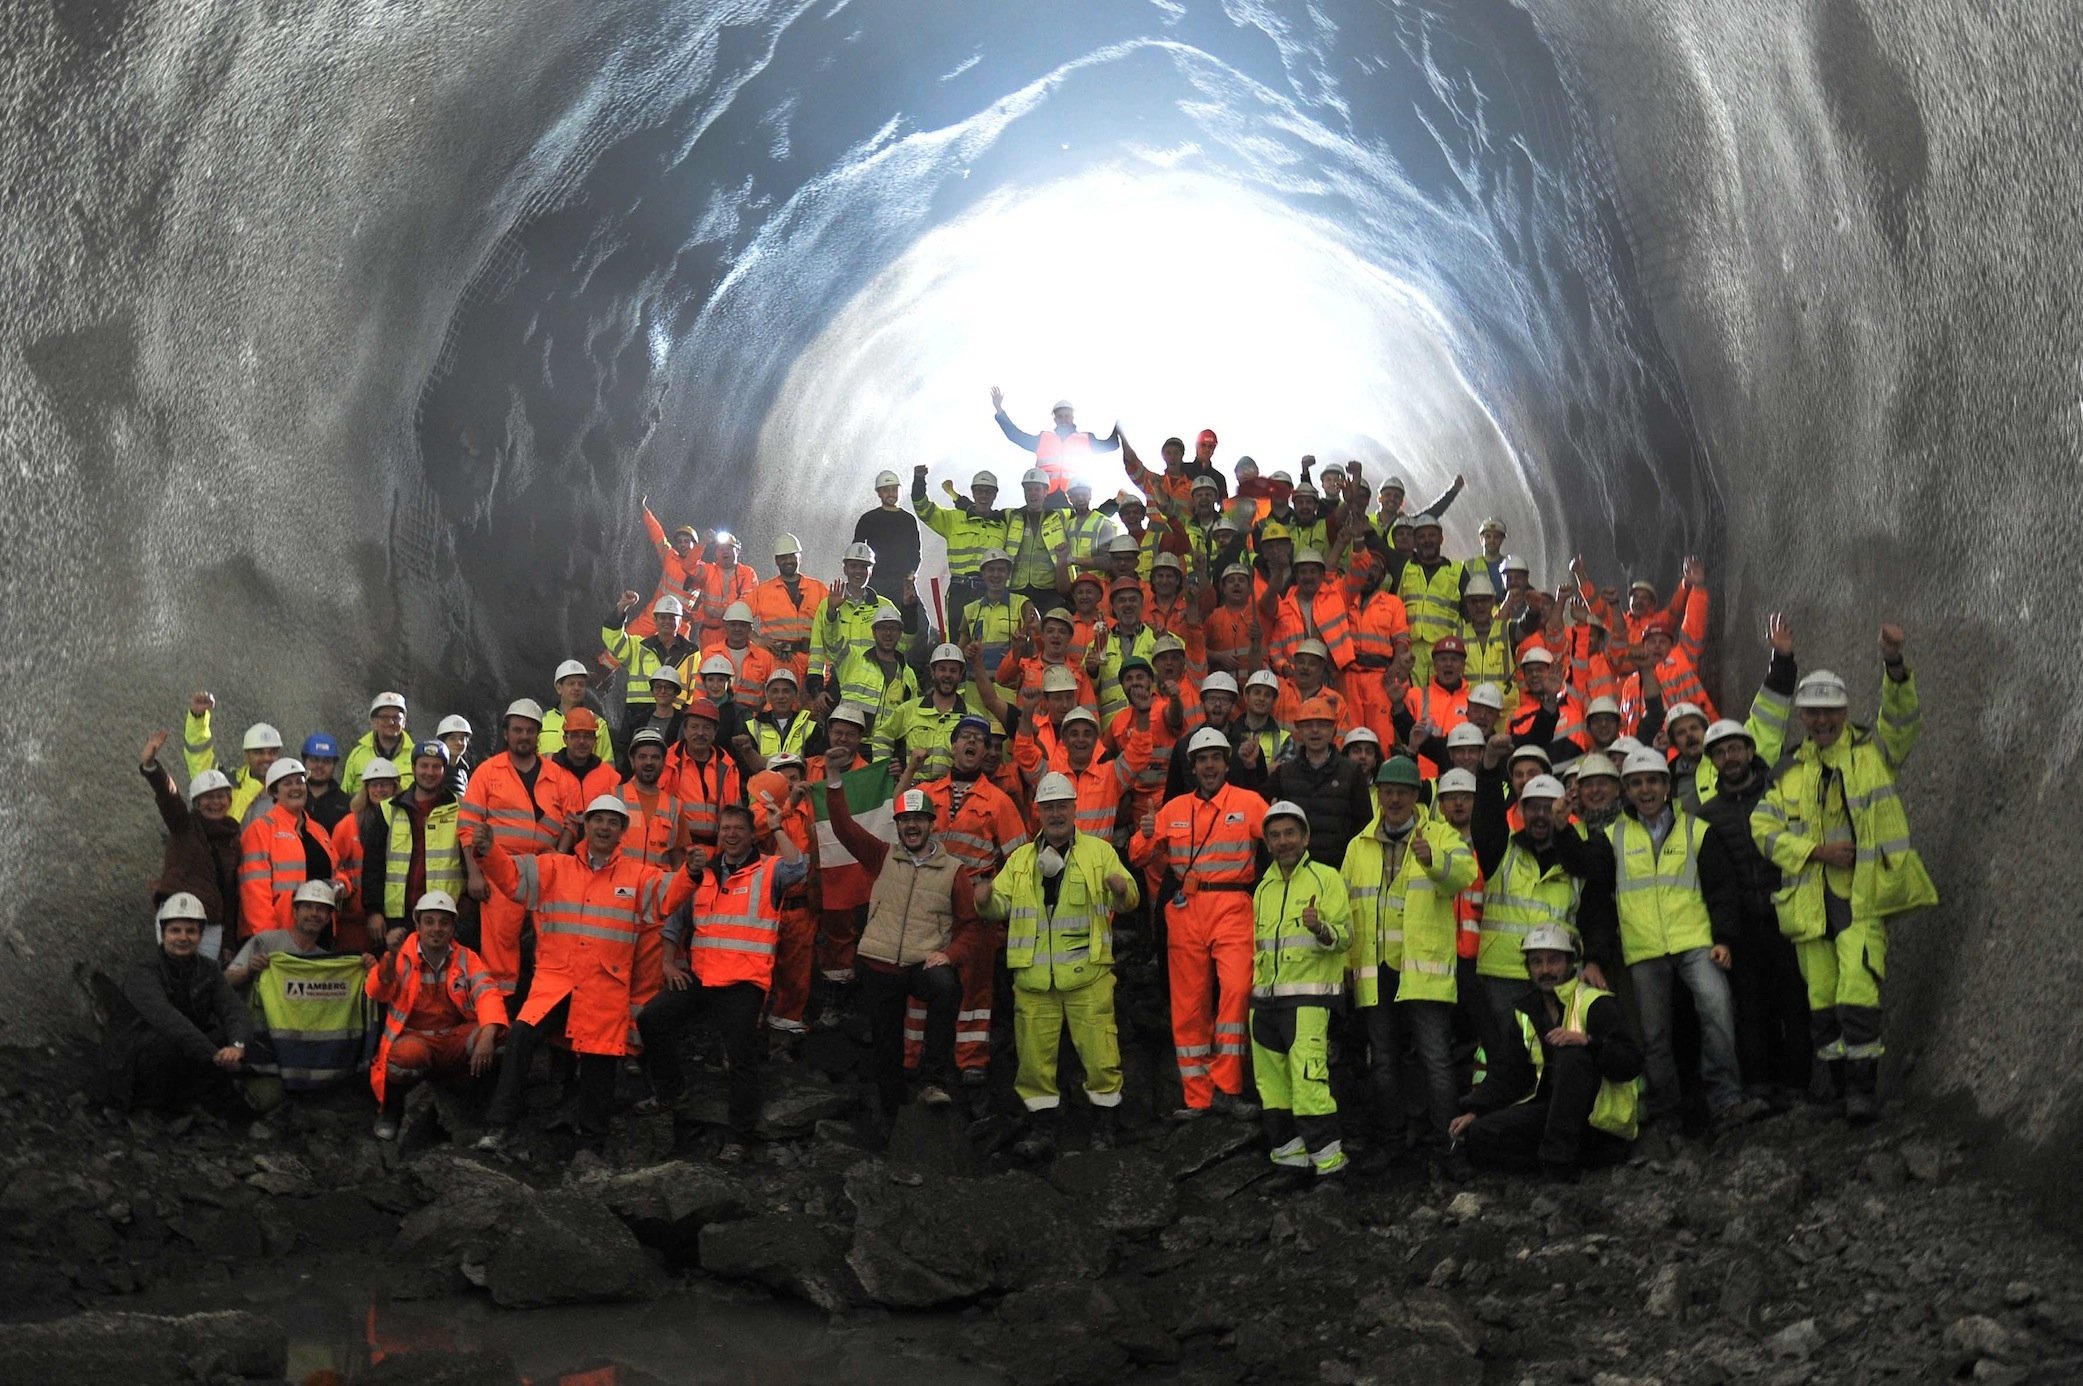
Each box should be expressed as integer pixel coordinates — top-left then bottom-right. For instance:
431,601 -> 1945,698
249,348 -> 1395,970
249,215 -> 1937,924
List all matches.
684,697 -> 721,722
1432,636 -> 1467,656
1642,616 -> 1676,639
1197,428 -> 1218,446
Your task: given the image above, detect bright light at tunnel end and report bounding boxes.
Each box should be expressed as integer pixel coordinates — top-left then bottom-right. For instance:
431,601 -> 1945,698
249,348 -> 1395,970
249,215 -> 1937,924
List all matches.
754,168 -> 1535,577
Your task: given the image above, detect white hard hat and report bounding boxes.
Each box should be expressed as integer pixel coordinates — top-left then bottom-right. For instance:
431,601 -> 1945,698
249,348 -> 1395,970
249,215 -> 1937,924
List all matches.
768,752 -> 805,772
1381,475 -> 1407,491
1152,553 -> 1185,573
584,794 -> 631,820
415,890 -> 459,916
1271,470 -> 1294,485
1293,548 -> 1327,568
971,470 -> 999,490
711,529 -> 739,546
765,665 -> 799,687
844,541 -> 876,564
1040,666 -> 1078,694
1576,753 -> 1621,782
1701,719 -> 1753,752
1464,573 -> 1497,598
265,758 -> 307,789
774,532 -> 803,556
699,655 -> 735,679
1518,774 -> 1566,802
1340,726 -> 1380,749
1468,683 -> 1506,711
1553,757 -> 1583,781
893,789 -> 935,818
1068,478 -> 1093,494
1201,672 -> 1240,697
1292,482 -> 1318,499
1518,645 -> 1555,667
1106,534 -> 1140,554
1190,474 -> 1219,494
504,698 -> 545,725
1509,743 -> 1551,768
980,547 -> 1014,568
1586,695 -> 1622,719
1608,735 -> 1645,759
1794,671 -> 1850,709
1446,723 -> 1487,750
1052,399 -> 1074,412
1114,491 -> 1144,510
653,595 -> 685,616
156,892 -> 207,925
1389,513 -> 1414,531
361,757 -> 400,783
1521,924 -> 1577,956
1034,772 -> 1078,804
1245,669 -> 1281,692
554,659 -> 590,682
370,691 -> 408,716
870,600 -> 902,625
1060,706 -> 1100,730
1410,512 -> 1442,530
647,665 -> 684,690
874,470 -> 900,488
1264,799 -> 1311,831
1500,554 -> 1529,574
437,714 -> 472,737
828,701 -> 869,728
1186,727 -> 1233,757
187,769 -> 233,802
292,880 -> 339,909
1437,768 -> 1479,796
1621,747 -> 1671,779
1152,633 -> 1185,656
1665,701 -> 1707,728
242,723 -> 284,752
1478,517 -> 1506,536
930,643 -> 966,665
1293,638 -> 1330,662
722,601 -> 756,625
1021,468 -> 1048,488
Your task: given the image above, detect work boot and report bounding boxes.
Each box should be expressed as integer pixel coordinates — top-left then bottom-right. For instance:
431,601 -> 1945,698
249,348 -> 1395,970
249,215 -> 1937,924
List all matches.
1168,1105 -> 1208,1123
1012,1109 -> 1058,1161
1808,1059 -> 1845,1108
1843,1060 -> 1881,1125
1353,1143 -> 1395,1177
1211,1089 -> 1262,1121
917,1083 -> 953,1109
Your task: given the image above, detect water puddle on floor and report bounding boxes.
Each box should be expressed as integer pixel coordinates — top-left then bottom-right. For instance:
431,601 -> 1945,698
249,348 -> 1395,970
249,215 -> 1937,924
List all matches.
265,1278 -> 995,1384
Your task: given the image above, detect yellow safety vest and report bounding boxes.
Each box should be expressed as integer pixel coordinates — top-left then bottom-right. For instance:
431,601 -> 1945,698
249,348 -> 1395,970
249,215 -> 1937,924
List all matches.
1342,808 -> 1477,1006
376,798 -> 464,919
1477,838 -> 1583,980
1605,813 -> 1715,966
1250,856 -> 1353,1004
980,833 -> 1137,993
1520,979 -> 1640,1139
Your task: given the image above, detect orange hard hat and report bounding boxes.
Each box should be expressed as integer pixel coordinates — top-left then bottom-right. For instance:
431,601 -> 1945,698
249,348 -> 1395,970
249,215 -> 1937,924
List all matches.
563,707 -> 598,732
745,771 -> 792,831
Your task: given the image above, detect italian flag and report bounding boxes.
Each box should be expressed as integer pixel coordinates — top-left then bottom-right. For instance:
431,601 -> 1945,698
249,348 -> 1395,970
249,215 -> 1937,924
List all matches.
813,759 -> 897,871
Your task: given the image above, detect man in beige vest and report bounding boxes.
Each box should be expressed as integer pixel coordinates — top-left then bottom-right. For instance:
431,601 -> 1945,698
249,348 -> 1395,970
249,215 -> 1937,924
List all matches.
823,783 -> 994,1142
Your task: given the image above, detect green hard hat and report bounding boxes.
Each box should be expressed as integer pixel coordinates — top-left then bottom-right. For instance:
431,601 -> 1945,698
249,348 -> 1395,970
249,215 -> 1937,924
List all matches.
1375,756 -> 1423,788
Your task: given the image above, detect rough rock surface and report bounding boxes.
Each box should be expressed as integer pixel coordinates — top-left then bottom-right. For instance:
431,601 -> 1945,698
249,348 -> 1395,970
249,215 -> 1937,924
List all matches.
0,1309 -> 287,1384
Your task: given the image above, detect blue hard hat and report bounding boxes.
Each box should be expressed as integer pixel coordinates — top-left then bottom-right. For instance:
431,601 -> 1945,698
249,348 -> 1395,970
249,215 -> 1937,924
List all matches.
954,715 -> 992,739
302,733 -> 340,759
413,739 -> 450,763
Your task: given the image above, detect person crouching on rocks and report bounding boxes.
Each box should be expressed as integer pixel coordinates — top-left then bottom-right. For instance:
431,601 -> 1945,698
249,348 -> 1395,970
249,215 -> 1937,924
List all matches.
103,893 -> 250,1115
1450,924 -> 1642,1180
364,890 -> 508,1141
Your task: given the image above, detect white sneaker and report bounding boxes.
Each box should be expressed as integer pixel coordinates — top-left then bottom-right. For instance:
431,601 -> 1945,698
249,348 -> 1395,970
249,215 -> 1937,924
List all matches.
372,1116 -> 400,1141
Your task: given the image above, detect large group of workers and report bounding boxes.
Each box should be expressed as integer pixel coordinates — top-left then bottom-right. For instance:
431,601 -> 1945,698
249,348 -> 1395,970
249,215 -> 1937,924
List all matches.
111,389 -> 1936,1187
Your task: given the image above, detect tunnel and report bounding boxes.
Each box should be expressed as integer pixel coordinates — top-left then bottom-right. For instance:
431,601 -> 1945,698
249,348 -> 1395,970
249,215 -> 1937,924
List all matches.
4,0 -> 2079,1208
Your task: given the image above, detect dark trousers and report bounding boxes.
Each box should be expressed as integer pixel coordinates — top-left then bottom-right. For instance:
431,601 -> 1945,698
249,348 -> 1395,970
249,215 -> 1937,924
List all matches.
485,997 -> 617,1131
1464,1046 -> 1630,1171
1731,918 -> 1811,1090
1363,995 -> 1458,1149
1013,585 -> 1060,615
123,1031 -> 238,1115
637,980 -> 767,1138
860,960 -> 960,1114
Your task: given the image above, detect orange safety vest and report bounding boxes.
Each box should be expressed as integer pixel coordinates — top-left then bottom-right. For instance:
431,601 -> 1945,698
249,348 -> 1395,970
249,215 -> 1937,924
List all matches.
923,775 -> 1029,873
699,640 -> 778,711
1033,428 -> 1096,492
750,574 -> 828,656
365,935 -> 508,1104
1144,589 -> 1208,679
1138,783 -> 1266,889
238,803 -> 327,938
1206,603 -> 1259,671
1348,588 -> 1411,666
688,855 -> 784,989
692,560 -> 760,636
1269,585 -> 1355,670
500,847 -> 688,1054
664,747 -> 742,846
458,754 -> 566,859
543,755 -> 620,810
616,782 -> 687,866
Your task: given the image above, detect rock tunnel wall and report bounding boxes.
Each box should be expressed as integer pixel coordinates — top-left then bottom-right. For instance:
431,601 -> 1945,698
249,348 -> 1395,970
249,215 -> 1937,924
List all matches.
2,1 -> 2077,1194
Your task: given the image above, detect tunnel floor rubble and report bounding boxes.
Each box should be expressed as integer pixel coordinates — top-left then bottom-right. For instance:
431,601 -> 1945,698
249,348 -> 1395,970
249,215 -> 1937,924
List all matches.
2,1020 -> 2079,1385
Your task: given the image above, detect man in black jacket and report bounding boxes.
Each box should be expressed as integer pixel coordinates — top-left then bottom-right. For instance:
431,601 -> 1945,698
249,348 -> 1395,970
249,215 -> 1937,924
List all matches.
1265,698 -> 1371,867
1699,718 -> 1813,1101
1451,925 -> 1642,1177
853,469 -> 922,587
104,894 -> 250,1113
